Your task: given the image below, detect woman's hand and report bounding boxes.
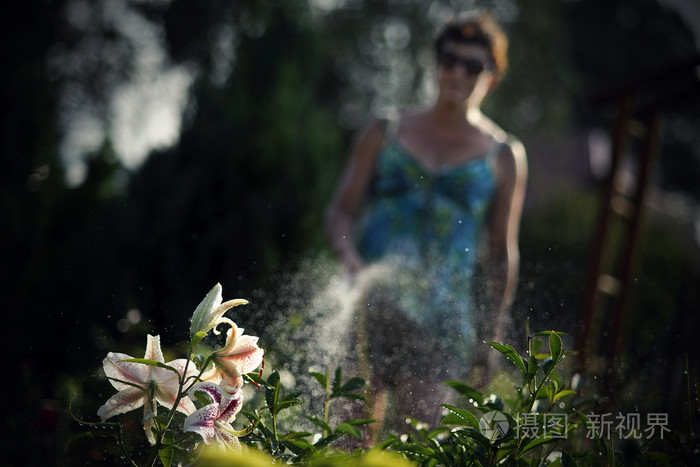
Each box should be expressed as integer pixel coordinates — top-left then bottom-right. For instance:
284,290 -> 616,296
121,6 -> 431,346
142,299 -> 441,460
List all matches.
340,248 -> 365,275
325,119 -> 385,277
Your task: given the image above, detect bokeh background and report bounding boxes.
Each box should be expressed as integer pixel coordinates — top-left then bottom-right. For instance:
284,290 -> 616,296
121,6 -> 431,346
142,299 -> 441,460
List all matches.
2,0 -> 699,464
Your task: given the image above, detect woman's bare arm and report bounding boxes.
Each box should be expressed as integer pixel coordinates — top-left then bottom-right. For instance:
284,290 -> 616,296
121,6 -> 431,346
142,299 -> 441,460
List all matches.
486,137 -> 528,344
324,119 -> 386,274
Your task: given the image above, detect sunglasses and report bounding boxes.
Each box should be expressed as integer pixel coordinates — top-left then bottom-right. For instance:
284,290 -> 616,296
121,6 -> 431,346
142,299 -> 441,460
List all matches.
438,51 -> 493,75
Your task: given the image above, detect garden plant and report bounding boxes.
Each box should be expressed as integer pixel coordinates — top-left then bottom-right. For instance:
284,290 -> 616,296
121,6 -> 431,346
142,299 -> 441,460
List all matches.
71,284 -> 699,466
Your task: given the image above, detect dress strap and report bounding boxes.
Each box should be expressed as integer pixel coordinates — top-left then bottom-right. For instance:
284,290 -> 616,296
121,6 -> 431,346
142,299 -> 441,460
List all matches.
484,132 -> 508,173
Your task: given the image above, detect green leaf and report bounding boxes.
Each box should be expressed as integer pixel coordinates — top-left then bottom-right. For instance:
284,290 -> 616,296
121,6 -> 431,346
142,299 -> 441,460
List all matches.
346,418 -> 376,426
159,447 -> 174,467
161,430 -> 175,444
266,370 -> 281,388
444,381 -> 483,403
440,405 -> 480,429
280,431 -> 313,441
313,433 -> 342,449
553,390 -> 576,402
340,377 -> 366,393
533,331 -> 568,338
283,438 -> 316,455
282,392 -> 303,401
487,342 -> 527,375
519,434 -> 556,456
574,411 -> 609,462
331,367 -> 343,397
189,283 -> 221,338
534,385 -> 549,400
531,338 -> 543,355
120,359 -> 180,375
305,415 -> 332,433
454,426 -> 493,450
335,422 -> 362,439
397,443 -> 436,457
190,331 -> 208,348
265,371 -> 281,415
309,371 -> 327,389
276,399 -> 303,411
526,355 -> 539,381
549,332 -> 563,362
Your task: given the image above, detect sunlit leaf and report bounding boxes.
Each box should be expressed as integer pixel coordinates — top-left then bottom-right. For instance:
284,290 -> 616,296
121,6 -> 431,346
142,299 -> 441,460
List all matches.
397,443 -> 436,457
283,438 -> 315,455
346,418 -> 376,426
276,399 -> 302,411
190,331 -> 208,348
487,342 -> 527,375
519,434 -> 556,456
309,371 -> 327,389
549,332 -> 563,362
313,433 -> 342,449
280,431 -> 313,441
282,392 -> 303,402
335,422 -> 362,439
553,389 -> 576,402
159,447 -> 174,467
305,415 -> 332,433
444,381 -> 483,403
533,331 -> 569,338
440,405 -> 480,429
531,338 -> 543,355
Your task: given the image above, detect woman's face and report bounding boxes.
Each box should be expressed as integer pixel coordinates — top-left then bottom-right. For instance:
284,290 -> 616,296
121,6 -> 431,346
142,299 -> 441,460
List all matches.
435,41 -> 494,106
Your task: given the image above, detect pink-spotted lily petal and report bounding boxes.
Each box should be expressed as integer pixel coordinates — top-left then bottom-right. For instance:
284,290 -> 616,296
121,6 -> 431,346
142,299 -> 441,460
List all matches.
97,335 -> 197,442
183,382 -> 244,450
212,325 -> 264,383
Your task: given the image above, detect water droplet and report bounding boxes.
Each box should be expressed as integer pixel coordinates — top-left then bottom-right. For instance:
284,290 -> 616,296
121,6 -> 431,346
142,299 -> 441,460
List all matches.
127,309 -> 141,324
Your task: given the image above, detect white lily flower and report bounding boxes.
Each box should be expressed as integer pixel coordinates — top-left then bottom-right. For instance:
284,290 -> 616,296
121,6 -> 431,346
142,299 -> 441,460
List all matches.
97,335 -> 197,444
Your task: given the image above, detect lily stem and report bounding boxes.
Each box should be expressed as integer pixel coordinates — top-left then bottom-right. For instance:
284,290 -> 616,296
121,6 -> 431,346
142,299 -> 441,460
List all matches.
146,340 -> 197,467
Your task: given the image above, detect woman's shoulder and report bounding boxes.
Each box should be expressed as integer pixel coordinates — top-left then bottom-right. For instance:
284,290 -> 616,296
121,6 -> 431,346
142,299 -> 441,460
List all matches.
476,116 -> 526,182
478,115 -> 525,159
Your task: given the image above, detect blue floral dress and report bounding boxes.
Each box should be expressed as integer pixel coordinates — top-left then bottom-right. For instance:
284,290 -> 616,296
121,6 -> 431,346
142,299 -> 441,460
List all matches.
357,135 -> 500,360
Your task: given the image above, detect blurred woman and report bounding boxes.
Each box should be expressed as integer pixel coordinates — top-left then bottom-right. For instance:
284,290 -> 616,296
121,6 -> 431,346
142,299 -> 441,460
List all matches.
325,13 -> 527,434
